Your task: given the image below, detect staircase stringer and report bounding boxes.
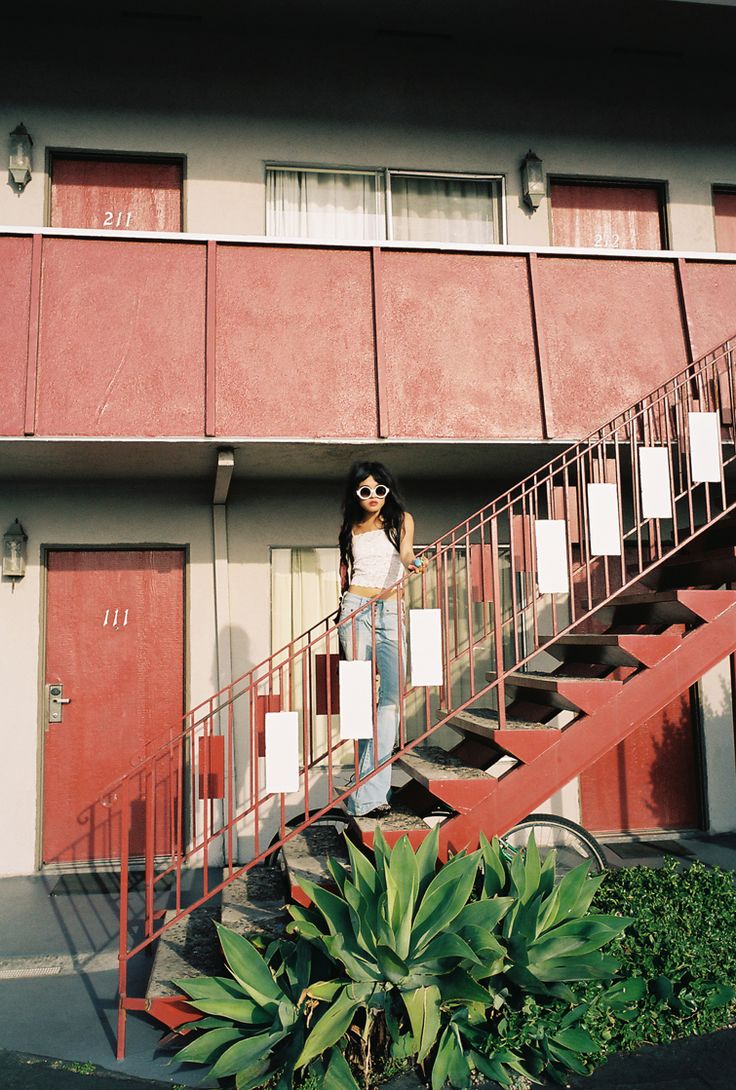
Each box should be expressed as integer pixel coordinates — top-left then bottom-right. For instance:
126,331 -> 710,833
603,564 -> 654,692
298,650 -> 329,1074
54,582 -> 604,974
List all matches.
440,599 -> 736,856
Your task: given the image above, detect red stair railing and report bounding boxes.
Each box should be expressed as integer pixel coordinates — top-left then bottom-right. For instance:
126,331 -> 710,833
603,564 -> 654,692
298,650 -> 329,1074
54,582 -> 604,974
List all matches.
113,334 -> 736,1056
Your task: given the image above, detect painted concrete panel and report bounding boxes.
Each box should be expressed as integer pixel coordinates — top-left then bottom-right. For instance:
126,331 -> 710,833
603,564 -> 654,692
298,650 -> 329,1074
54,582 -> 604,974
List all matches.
215,246 -> 378,437
379,251 -> 543,439
680,260 -> 736,359
0,235 -> 33,436
537,257 -> 689,437
34,238 -> 206,437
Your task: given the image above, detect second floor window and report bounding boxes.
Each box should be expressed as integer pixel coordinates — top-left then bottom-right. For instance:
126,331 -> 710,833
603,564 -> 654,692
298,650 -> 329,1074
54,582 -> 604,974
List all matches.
266,166 -> 504,244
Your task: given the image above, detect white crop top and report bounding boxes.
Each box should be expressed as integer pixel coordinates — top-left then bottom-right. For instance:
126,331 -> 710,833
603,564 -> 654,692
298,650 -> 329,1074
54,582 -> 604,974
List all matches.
351,529 -> 404,589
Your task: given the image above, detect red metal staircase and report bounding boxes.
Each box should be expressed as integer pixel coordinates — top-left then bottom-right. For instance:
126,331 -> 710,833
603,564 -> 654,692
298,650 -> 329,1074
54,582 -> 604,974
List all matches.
110,335 -> 736,1056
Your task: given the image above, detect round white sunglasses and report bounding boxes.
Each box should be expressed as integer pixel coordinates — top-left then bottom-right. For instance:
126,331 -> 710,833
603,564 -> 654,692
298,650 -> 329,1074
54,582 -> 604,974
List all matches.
356,484 -> 390,500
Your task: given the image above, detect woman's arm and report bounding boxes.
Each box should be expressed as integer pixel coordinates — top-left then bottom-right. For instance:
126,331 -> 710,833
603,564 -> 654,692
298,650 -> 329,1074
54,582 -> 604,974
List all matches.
400,512 -> 420,571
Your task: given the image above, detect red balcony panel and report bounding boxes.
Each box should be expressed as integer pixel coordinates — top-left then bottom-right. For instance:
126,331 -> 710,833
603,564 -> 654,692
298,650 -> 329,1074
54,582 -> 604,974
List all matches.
215,246 -> 378,437
378,251 -> 543,439
0,236 -> 33,436
536,257 -> 689,438
35,238 -> 206,437
677,261 -> 736,361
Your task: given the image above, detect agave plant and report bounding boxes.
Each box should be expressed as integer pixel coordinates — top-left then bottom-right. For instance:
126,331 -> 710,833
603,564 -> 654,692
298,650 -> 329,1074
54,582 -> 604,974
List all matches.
479,833 -> 632,1003
172,828 -> 634,1090
173,923 -> 360,1089
287,824 -> 513,1083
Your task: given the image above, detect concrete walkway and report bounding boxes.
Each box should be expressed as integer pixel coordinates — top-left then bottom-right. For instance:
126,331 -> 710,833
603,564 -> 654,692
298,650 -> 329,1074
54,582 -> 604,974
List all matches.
0,835 -> 734,1087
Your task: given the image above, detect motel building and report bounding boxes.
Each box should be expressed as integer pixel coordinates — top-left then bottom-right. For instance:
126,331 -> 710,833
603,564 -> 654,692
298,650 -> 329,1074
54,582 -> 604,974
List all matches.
1,0 -> 736,1043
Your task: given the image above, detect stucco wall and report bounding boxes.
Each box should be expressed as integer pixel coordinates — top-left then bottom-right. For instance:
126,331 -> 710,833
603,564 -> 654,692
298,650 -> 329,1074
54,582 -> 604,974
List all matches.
2,473 -> 734,873
0,482 -> 217,875
1,24 -> 734,250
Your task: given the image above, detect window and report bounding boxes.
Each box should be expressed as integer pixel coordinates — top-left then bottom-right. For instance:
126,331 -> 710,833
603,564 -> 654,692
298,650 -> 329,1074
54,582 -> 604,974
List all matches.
266,166 -> 504,244
271,547 -> 340,653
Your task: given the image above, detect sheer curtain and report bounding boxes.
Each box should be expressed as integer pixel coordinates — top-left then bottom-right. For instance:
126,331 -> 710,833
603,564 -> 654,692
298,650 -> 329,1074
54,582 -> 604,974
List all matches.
271,547 -> 341,652
390,175 -> 499,244
267,169 -> 383,240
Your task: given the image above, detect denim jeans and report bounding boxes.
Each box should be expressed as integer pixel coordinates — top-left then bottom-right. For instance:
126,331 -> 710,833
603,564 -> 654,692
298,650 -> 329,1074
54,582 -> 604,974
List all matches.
338,591 -> 406,816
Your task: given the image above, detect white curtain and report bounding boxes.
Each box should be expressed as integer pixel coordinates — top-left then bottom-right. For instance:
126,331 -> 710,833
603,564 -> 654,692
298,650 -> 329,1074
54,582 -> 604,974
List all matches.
390,175 -> 499,244
267,169 -> 383,240
271,547 -> 341,652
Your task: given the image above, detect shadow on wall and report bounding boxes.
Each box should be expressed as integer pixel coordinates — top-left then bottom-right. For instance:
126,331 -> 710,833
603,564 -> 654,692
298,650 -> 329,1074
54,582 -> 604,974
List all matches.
642,692 -> 702,832
211,626 -> 252,695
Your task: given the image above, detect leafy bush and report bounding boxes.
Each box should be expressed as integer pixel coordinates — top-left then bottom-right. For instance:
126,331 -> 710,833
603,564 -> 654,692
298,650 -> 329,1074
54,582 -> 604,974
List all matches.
587,857 -> 736,1051
173,827 -> 631,1089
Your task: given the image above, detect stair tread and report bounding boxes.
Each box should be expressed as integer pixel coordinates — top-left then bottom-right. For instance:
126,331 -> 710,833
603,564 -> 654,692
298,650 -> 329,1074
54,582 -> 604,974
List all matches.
555,633 -> 658,646
281,825 -> 349,886
450,708 -> 549,731
502,671 -> 618,687
221,864 -> 288,937
351,803 -> 432,834
614,589 -> 717,606
397,744 -> 491,780
146,903 -> 223,999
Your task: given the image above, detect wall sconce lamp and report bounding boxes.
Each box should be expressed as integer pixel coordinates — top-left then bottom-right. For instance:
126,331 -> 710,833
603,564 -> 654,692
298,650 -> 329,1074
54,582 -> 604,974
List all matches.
9,123 -> 33,192
521,149 -> 545,211
3,519 -> 28,578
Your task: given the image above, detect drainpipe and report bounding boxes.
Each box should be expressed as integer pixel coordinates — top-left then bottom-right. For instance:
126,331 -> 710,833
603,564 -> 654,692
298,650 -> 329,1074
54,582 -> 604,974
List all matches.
212,448 -> 235,865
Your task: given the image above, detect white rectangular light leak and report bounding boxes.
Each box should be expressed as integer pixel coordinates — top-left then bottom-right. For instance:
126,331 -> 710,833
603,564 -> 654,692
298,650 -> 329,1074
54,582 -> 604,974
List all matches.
264,712 -> 300,794
587,483 -> 622,556
339,660 -> 374,740
409,608 -> 444,687
689,412 -> 722,483
639,447 -> 673,519
534,520 -> 569,594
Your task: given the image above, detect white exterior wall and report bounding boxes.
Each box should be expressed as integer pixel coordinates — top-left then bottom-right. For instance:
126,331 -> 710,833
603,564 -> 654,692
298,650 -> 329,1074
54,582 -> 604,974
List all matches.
0,482 -> 217,875
0,474 -> 495,874
2,468 -> 735,873
1,31 -> 734,251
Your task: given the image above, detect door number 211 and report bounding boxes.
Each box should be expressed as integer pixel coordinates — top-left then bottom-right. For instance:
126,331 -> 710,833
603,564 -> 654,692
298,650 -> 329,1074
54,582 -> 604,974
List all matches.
102,211 -> 134,228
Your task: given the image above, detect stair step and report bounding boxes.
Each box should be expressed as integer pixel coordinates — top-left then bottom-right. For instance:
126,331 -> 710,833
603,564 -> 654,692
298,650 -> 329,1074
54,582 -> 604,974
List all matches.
145,902 -> 222,1001
351,803 -> 435,850
550,629 -> 681,668
611,588 -> 736,624
396,745 -> 496,814
220,864 -> 288,938
648,546 -> 736,590
491,671 -> 623,714
447,707 -> 551,737
280,825 -> 350,907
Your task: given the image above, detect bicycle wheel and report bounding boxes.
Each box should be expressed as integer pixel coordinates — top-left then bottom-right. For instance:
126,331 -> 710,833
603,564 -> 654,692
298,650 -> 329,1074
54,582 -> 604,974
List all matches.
503,814 -> 607,879
265,808 -> 352,867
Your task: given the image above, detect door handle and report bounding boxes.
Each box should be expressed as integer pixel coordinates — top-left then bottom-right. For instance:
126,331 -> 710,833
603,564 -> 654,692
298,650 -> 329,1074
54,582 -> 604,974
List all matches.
47,683 -> 71,724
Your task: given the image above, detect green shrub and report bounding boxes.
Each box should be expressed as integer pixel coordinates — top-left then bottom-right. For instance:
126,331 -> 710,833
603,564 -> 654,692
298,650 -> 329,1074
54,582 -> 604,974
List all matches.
172,828 -> 631,1089
587,857 -> 736,1051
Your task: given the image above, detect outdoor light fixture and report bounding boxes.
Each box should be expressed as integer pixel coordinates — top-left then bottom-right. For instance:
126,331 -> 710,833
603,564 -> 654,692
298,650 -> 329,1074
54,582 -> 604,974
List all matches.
9,123 -> 33,192
521,149 -> 545,211
3,519 -> 28,578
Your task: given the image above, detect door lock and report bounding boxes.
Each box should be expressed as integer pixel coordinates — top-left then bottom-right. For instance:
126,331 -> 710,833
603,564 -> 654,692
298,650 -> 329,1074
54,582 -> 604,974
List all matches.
47,683 -> 71,724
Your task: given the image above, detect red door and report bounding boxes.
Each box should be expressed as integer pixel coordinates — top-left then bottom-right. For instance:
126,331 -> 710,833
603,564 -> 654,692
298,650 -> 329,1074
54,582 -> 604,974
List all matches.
49,156 -> 183,232
714,190 -> 736,252
580,690 -> 702,834
551,181 -> 666,249
43,550 -> 185,865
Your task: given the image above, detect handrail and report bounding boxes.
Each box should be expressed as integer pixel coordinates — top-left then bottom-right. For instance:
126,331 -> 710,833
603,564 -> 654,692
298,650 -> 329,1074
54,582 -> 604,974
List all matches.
104,335 -> 733,793
114,332 -> 736,1058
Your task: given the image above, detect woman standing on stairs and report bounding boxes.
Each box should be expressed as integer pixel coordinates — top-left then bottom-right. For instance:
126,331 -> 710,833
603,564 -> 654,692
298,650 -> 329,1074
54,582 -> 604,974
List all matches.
337,461 -> 422,818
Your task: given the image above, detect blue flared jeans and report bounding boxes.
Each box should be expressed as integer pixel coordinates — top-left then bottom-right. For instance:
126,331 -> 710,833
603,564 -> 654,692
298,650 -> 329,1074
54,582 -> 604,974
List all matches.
338,591 -> 406,816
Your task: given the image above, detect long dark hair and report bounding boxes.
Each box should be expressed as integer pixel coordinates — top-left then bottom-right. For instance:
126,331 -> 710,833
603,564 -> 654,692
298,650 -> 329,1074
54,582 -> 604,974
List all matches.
339,461 -> 407,585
